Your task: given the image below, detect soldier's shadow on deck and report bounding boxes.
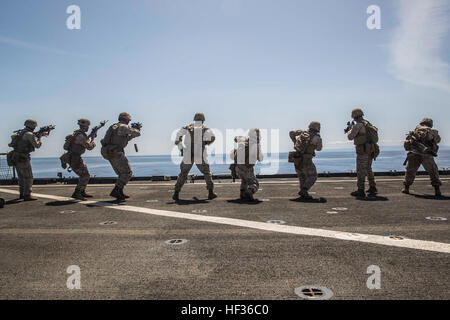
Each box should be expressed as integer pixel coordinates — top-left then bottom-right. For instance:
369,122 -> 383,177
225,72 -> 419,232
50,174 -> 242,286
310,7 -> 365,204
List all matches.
227,199 -> 263,205
289,197 -> 327,203
84,200 -> 128,207
412,194 -> 450,200
45,200 -> 80,206
355,195 -> 389,201
4,198 -> 23,205
168,198 -> 210,205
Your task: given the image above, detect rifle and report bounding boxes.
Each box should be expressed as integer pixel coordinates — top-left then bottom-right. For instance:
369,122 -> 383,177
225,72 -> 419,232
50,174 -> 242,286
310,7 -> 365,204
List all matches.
89,120 -> 107,139
344,121 -> 355,134
177,142 -> 184,157
35,125 -> 55,138
130,122 -> 142,153
403,131 -> 438,166
411,140 -> 437,157
229,163 -> 237,183
403,155 -> 408,166
131,122 -> 143,130
406,131 -> 438,157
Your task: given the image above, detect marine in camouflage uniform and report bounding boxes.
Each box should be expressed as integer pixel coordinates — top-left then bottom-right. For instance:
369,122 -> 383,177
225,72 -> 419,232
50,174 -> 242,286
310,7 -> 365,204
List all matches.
347,108 -> 377,197
173,113 -> 217,201
403,118 -> 442,197
101,112 -> 141,200
64,119 -> 97,200
289,121 -> 323,199
230,128 -> 263,201
9,119 -> 48,201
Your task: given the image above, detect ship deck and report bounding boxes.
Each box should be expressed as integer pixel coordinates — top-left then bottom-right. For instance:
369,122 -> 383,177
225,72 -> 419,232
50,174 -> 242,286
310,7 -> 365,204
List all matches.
0,175 -> 449,299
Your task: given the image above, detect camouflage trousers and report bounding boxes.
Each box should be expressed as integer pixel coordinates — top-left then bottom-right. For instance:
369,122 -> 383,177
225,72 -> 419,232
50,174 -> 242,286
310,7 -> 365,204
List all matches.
15,159 -> 33,196
356,153 -> 376,190
175,161 -> 214,192
108,153 -> 132,189
69,154 -> 90,191
294,155 -> 317,191
404,153 -> 441,187
236,164 -> 259,194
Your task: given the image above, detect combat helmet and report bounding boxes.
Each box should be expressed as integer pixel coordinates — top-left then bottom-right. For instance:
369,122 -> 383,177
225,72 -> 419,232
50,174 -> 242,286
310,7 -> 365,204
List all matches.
420,117 -> 433,128
119,112 -> 131,121
24,119 -> 38,129
193,112 -> 205,122
308,121 -> 321,132
351,108 -> 364,119
78,118 -> 91,127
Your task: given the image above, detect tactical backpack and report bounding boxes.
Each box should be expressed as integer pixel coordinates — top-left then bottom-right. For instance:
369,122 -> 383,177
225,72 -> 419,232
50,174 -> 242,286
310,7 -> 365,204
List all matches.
293,131 -> 312,154
233,137 -> 250,165
100,124 -> 121,160
186,125 -> 210,144
7,130 -> 27,166
181,125 -> 210,160
412,126 -> 431,143
101,124 -> 118,147
8,130 -> 25,149
229,137 -> 255,177
364,121 -> 379,144
404,126 -> 438,155
63,132 -> 77,151
364,121 -> 380,160
288,130 -> 312,163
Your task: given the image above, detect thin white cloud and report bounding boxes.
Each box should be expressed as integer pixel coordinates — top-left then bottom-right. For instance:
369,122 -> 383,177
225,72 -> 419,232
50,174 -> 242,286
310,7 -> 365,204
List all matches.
389,0 -> 450,92
0,35 -> 86,58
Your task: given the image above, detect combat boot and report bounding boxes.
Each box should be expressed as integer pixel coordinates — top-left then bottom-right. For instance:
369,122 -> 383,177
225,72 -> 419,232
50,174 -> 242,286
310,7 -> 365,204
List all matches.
71,189 -> 86,201
435,186 -> 442,197
240,190 -> 247,200
401,184 -> 410,194
23,195 -> 38,201
110,186 -> 125,201
172,191 -> 180,201
245,190 -> 255,202
351,189 -> 366,198
366,186 -> 378,195
208,190 -> 218,200
299,188 -> 313,200
81,191 -> 94,198
120,189 -> 130,199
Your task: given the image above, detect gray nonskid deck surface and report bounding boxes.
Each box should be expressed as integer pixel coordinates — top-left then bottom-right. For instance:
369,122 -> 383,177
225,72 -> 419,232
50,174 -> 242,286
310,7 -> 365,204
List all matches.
0,176 -> 449,299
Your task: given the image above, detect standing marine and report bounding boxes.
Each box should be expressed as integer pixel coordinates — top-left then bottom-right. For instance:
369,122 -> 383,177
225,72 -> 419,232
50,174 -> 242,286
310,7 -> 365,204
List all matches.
7,119 -> 51,201
289,121 -> 323,199
346,108 -> 380,198
402,118 -> 442,197
173,112 -> 217,201
101,112 -> 141,201
60,119 -> 105,200
229,128 -> 264,201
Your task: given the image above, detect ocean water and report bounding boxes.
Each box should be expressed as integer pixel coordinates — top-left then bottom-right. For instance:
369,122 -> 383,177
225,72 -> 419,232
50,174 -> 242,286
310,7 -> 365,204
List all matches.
26,146 -> 450,178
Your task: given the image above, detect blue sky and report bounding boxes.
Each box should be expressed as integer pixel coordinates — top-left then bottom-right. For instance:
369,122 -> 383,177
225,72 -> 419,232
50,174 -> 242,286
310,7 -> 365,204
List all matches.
0,0 -> 449,157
